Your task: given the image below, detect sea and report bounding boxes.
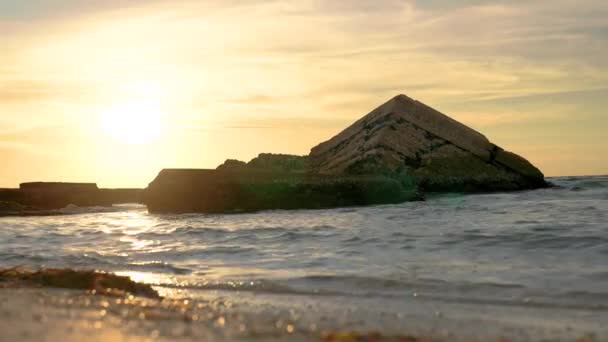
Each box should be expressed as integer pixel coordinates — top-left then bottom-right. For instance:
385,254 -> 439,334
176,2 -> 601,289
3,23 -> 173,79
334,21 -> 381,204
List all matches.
1,175 -> 607,340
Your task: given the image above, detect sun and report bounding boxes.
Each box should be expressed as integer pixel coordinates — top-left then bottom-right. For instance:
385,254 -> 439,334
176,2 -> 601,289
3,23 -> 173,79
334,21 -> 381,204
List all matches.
100,100 -> 163,145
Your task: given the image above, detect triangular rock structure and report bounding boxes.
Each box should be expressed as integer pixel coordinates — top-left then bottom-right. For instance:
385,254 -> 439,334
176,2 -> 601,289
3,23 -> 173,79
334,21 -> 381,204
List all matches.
310,94 -> 546,191
143,94 -> 548,214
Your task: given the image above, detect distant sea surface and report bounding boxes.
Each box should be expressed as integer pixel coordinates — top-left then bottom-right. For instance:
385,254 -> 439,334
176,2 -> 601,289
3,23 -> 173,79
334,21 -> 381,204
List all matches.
1,176 -> 607,338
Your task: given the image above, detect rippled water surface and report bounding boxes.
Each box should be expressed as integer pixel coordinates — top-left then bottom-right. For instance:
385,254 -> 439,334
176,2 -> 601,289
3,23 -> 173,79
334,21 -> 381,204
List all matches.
1,176 -> 607,313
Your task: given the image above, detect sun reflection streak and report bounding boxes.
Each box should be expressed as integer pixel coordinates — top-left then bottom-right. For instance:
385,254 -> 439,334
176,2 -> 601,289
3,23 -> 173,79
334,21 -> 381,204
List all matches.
119,236 -> 155,251
114,271 -> 171,286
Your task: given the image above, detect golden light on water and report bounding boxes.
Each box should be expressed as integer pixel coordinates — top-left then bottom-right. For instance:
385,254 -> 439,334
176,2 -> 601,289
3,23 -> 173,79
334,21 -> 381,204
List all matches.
114,271 -> 169,286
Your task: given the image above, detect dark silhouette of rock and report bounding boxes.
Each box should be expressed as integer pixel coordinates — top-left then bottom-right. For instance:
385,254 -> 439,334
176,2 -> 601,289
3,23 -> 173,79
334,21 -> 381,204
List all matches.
217,153 -> 309,173
247,153 -> 310,172
0,189 -> 23,202
216,159 -> 248,171
0,199 -> 66,217
144,94 -> 546,213
0,201 -> 27,212
144,166 -> 419,214
310,94 -> 546,192
98,188 -> 143,204
1,96 -> 547,215
0,184 -> 144,214
18,182 -> 111,209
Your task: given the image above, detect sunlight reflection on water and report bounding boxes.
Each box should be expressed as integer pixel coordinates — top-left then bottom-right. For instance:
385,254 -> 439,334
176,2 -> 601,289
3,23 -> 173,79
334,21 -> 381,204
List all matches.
0,177 -> 607,310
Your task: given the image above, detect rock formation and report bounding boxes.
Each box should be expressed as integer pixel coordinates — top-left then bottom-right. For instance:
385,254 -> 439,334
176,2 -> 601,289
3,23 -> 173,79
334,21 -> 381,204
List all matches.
144,94 -> 547,213
144,166 -> 419,214
0,268 -> 160,299
217,153 -> 309,173
0,183 -> 143,215
99,188 -> 143,204
18,182 -> 111,209
0,189 -> 22,202
310,94 -> 546,192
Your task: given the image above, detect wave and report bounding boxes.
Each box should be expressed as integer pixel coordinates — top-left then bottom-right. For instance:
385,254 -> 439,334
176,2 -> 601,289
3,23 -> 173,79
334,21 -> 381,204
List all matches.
570,180 -> 608,191
139,246 -> 262,261
438,229 -> 608,250
549,176 -> 608,192
145,274 -> 608,311
2,175 -> 607,316
121,261 -> 192,275
155,279 -> 296,294
149,274 -> 525,296
57,204 -> 137,215
0,251 -> 193,276
137,224 -> 338,244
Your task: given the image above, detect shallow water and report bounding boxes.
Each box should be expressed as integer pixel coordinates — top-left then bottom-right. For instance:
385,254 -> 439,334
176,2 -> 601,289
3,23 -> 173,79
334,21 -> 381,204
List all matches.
1,176 -> 607,338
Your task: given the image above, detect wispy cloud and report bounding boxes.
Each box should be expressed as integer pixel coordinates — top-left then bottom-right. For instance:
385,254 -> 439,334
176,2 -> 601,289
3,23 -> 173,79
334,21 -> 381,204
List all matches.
0,0 -> 606,185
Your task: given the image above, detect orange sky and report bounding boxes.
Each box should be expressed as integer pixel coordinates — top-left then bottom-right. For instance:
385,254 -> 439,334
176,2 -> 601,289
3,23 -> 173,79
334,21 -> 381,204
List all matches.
1,1 -> 607,187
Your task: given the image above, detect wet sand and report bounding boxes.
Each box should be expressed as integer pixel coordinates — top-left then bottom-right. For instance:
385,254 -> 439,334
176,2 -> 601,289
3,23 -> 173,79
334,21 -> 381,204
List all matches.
0,288 -> 430,342
0,286 -> 604,342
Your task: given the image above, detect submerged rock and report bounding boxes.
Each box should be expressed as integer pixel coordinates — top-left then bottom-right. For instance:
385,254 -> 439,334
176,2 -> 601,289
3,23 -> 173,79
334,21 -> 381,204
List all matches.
0,268 -> 160,299
310,94 -> 546,192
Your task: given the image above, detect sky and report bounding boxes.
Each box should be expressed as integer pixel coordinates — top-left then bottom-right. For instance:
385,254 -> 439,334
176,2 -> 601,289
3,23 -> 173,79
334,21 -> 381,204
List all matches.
1,0 -> 607,187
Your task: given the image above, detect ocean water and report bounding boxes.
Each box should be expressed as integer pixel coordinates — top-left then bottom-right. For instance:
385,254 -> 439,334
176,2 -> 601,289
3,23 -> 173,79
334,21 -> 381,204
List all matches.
1,176 -> 607,338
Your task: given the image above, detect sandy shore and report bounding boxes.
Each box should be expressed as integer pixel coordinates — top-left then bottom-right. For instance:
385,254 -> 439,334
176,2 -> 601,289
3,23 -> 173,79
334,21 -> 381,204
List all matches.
0,268 -> 604,341
0,288 -> 434,342
0,287 -> 604,342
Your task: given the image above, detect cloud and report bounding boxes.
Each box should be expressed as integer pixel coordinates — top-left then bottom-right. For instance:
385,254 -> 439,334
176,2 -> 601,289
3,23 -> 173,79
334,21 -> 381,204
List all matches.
1,0 -> 607,179
0,0 -> 168,20
0,80 -> 93,103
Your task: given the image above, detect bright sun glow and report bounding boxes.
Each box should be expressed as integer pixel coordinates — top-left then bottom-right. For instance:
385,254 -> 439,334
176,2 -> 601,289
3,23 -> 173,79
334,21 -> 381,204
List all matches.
100,100 -> 163,144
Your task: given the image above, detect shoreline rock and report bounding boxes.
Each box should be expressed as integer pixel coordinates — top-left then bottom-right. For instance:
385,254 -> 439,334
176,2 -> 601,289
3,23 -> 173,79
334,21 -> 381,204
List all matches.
0,184 -> 143,216
18,182 -> 110,209
144,94 -> 547,214
144,168 -> 420,214
0,267 -> 160,299
3,95 -> 548,215
310,94 -> 547,192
